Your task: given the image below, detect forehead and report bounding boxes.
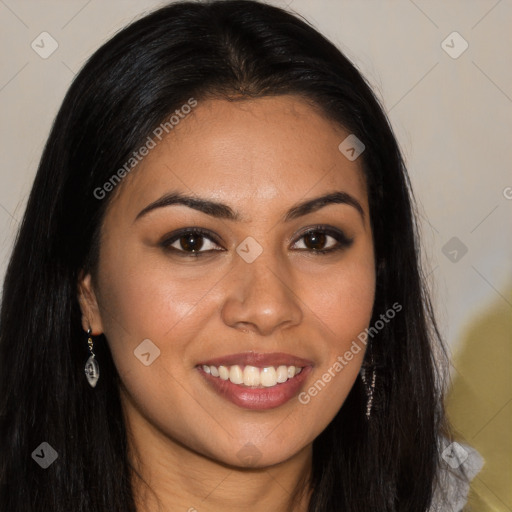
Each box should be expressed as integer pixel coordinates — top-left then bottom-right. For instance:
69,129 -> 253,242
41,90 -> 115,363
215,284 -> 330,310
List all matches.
112,96 -> 368,219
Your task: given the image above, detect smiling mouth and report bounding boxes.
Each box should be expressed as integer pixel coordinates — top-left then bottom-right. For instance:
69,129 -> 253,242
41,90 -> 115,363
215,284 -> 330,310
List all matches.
200,364 -> 303,388
196,352 -> 313,410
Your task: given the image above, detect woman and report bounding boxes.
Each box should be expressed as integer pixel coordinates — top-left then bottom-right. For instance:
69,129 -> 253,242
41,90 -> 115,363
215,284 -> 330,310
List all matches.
0,1 -> 469,510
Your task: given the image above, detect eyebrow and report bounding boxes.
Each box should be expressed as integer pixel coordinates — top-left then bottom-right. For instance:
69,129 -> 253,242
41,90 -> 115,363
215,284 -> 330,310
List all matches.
134,190 -> 365,223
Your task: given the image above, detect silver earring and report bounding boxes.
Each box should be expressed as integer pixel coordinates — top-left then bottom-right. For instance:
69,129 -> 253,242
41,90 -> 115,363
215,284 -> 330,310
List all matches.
361,366 -> 376,420
84,328 -> 100,388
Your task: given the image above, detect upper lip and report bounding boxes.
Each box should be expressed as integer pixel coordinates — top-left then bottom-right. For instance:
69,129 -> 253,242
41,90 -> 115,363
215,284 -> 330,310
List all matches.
197,351 -> 314,368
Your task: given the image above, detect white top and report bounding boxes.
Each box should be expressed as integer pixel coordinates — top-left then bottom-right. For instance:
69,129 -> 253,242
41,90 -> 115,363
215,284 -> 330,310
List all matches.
429,440 -> 484,512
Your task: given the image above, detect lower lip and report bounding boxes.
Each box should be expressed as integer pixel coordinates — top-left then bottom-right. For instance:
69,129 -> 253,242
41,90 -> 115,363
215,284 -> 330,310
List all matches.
197,366 -> 313,410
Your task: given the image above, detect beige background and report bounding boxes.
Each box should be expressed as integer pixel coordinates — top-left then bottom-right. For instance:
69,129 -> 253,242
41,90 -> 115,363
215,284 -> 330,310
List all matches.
0,0 -> 510,510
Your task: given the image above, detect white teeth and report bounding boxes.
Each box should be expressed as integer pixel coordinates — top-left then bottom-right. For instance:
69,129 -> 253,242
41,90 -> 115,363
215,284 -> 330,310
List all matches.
218,365 -> 229,380
229,365 -> 244,385
276,365 -> 288,383
201,364 -> 304,388
243,365 -> 260,386
260,367 -> 277,387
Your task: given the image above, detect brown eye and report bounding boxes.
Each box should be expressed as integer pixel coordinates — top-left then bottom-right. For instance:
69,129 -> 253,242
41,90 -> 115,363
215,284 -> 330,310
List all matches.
161,228 -> 223,256
178,232 -> 204,252
292,226 -> 353,254
303,231 -> 327,250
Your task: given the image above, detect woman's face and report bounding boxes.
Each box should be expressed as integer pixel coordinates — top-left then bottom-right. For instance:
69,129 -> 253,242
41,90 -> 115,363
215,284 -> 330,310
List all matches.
79,95 -> 375,468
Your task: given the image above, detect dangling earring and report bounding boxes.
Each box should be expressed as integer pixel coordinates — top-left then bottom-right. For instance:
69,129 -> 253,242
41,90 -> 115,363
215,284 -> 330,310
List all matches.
361,365 -> 376,420
84,328 -> 100,388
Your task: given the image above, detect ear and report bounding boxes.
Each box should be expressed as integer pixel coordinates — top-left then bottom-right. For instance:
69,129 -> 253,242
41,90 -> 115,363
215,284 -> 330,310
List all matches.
77,271 -> 104,335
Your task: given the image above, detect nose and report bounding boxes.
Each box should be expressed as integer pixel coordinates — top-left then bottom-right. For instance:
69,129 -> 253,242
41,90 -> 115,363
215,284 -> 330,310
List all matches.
220,251 -> 303,336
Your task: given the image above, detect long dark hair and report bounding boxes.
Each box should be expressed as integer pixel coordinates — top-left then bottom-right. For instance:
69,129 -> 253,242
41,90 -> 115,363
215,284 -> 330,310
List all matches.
0,1 -> 449,510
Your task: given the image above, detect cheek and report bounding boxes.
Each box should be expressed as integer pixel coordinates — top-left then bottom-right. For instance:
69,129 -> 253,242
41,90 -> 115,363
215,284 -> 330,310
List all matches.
292,246 -> 375,425
304,248 -> 376,345
320,272 -> 374,331
96,246 -> 217,340
93,240 -> 226,393
93,253 -> 219,445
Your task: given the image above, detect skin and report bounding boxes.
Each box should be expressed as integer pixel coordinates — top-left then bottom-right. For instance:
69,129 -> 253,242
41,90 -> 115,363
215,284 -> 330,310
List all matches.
78,95 -> 376,512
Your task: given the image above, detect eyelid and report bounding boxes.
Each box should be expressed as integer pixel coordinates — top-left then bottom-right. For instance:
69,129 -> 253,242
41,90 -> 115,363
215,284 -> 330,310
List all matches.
160,224 -> 353,257
291,224 -> 353,245
160,227 -> 224,252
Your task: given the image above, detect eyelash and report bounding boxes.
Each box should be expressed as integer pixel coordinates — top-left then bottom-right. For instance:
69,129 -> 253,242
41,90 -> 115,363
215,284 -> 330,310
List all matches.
160,226 -> 353,258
